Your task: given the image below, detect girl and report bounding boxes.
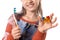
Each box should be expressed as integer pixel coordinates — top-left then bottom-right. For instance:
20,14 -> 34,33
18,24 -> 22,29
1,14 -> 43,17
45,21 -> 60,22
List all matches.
2,0 -> 58,40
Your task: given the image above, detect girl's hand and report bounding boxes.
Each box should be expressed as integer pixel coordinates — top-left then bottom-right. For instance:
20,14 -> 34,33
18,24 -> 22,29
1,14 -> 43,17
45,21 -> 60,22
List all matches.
8,14 -> 21,40
38,13 -> 58,33
11,26 -> 21,40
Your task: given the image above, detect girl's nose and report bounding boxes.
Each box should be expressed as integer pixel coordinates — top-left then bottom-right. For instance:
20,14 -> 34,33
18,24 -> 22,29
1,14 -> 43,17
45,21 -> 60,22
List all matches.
28,0 -> 33,3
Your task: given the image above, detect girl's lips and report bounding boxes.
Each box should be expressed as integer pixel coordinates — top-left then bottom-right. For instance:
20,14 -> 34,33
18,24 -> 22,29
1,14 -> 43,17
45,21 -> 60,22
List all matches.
26,3 -> 34,8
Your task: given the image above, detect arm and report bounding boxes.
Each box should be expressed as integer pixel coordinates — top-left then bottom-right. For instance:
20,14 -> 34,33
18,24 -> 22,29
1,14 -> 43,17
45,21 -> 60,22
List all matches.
32,30 -> 46,40
2,23 -> 14,40
2,14 -> 21,40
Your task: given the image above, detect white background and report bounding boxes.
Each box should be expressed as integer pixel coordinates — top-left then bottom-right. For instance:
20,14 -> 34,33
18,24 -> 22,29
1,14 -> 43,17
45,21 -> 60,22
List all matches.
0,0 -> 60,40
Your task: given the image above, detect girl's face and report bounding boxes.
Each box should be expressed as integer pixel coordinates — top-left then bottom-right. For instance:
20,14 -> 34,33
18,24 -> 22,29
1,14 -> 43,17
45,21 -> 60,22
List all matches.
22,0 -> 40,12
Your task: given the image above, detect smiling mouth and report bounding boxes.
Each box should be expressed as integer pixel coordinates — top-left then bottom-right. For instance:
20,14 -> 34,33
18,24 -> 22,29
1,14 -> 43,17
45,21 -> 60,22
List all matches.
27,3 -> 34,8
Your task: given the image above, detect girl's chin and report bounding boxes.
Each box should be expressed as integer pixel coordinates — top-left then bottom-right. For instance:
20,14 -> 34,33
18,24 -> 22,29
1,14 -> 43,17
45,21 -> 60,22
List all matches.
27,8 -> 36,12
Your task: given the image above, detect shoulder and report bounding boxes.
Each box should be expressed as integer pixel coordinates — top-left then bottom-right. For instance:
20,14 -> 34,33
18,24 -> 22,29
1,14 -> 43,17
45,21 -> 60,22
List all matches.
8,13 -> 23,25
8,14 -> 14,25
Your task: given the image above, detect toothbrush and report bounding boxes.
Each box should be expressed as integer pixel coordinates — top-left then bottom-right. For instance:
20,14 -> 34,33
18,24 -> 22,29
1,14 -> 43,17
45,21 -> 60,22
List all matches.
13,8 -> 18,27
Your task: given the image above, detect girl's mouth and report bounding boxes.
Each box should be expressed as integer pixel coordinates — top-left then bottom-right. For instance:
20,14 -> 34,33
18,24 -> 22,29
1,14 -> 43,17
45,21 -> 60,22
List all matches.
27,3 -> 34,8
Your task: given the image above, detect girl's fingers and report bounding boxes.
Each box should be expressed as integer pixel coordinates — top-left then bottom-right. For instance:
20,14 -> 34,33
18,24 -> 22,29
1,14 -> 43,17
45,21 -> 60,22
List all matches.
38,16 -> 42,22
52,17 -> 57,24
15,33 -> 21,36
12,26 -> 21,32
37,16 -> 43,26
49,13 -> 54,20
46,23 -> 58,30
14,33 -> 21,39
14,30 -> 21,34
52,23 -> 58,28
